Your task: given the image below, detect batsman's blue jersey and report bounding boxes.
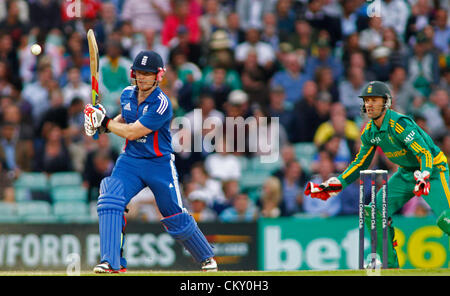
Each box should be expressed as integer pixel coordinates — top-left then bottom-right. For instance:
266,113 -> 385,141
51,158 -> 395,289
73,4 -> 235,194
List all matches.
120,85 -> 173,158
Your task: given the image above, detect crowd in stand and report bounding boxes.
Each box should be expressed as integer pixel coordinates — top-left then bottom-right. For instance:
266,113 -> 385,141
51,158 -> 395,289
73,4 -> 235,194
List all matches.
0,0 -> 449,222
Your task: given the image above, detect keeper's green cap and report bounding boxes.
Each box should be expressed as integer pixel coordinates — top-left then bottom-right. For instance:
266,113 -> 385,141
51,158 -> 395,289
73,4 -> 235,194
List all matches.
359,81 -> 392,99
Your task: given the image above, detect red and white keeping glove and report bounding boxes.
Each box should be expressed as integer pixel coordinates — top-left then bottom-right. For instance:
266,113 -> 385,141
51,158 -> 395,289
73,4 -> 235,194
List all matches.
84,104 -> 110,130
304,177 -> 343,201
413,170 -> 430,196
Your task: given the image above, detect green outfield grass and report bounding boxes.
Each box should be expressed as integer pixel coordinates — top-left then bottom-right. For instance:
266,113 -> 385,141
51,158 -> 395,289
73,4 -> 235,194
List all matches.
1,269 -> 449,276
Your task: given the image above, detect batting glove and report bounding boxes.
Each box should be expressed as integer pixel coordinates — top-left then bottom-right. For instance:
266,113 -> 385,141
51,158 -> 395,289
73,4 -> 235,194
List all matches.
413,170 -> 430,196
84,121 -> 97,137
84,104 -> 111,129
304,177 -> 343,201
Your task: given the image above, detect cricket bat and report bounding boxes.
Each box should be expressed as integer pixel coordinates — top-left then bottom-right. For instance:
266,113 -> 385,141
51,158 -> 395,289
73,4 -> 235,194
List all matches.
87,29 -> 100,140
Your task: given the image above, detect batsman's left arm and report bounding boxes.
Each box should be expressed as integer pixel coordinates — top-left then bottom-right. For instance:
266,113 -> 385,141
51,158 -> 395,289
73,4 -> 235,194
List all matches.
105,119 -> 152,141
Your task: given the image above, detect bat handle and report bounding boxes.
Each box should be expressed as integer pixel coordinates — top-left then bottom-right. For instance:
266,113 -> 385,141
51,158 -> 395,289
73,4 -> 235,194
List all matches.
92,103 -> 100,140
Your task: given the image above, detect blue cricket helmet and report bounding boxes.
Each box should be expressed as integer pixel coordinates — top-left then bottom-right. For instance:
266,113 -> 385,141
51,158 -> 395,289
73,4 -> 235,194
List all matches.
131,50 -> 164,73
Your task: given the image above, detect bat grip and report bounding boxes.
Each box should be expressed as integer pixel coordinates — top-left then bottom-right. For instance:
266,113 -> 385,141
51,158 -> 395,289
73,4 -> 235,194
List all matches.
92,103 -> 100,140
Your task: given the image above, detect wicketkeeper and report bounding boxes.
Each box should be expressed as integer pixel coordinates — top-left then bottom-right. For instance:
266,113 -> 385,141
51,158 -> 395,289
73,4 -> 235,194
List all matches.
84,50 -> 217,273
305,81 -> 450,268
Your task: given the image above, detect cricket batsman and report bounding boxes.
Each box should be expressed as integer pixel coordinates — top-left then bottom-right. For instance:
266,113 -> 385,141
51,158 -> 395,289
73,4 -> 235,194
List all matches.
84,50 -> 217,273
304,81 -> 450,268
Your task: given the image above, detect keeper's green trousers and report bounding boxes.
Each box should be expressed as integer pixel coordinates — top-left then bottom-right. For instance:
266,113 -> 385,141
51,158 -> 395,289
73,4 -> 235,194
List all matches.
367,162 -> 450,268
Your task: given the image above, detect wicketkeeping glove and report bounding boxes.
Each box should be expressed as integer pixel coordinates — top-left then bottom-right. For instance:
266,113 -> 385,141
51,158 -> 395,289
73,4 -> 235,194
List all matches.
304,177 -> 343,201
413,170 -> 430,196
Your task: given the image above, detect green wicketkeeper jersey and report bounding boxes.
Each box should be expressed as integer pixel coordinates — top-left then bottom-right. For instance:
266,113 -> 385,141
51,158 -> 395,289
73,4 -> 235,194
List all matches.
337,109 -> 447,188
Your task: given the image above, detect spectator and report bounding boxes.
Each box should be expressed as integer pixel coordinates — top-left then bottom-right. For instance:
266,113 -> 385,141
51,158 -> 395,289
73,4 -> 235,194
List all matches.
202,30 -> 242,91
267,84 -> 293,130
289,81 -> 330,143
0,161 -> 14,202
341,33 -> 363,70
83,134 -> 118,201
187,189 -> 218,222
387,66 -> 423,114
238,49 -> 270,106
99,39 -> 132,115
272,144 -> 303,181
219,192 -> 258,222
274,0 -> 296,41
314,66 -> 340,103
38,88 -> 69,138
198,0 -> 228,44
368,46 -> 393,82
340,0 -> 359,37
200,66 -> 232,112
380,0 -> 410,39
21,63 -> 53,125
433,9 -> 450,54
0,0 -> 28,24
303,0 -> 342,47
131,29 -> 169,64
288,19 -> 314,56
419,88 -> 450,139
236,0 -> 276,30
311,135 -> 352,173
280,159 -> 304,216
33,124 -> 73,173
189,162 -> 225,208
261,12 -> 280,51
405,0 -> 434,44
304,38 -> 344,82
338,66 -> 367,120
121,0 -> 171,32
358,16 -> 384,53
407,32 -> 440,98
62,66 -> 91,106
213,179 -> 240,215
67,97 -> 85,145
168,25 -> 203,66
93,2 -> 121,55
0,0 -> 29,50
204,135 -> 242,182
271,52 -> 309,104
0,60 -> 18,100
313,102 -> 359,154
62,31 -> 91,84
235,27 -> 276,71
258,176 -> 283,218
29,0 -> 62,37
0,120 -> 33,175
224,12 -> 246,50
161,0 -> 201,46
381,26 -> 409,69
303,154 -> 341,217
1,102 -> 33,142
